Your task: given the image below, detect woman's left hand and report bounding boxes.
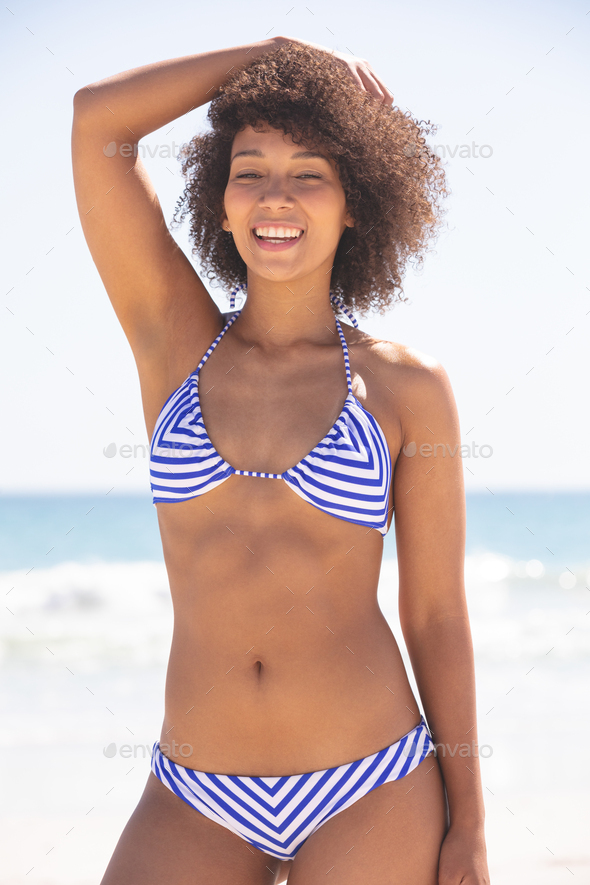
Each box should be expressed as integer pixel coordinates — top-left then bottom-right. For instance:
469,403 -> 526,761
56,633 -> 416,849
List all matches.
437,824 -> 491,884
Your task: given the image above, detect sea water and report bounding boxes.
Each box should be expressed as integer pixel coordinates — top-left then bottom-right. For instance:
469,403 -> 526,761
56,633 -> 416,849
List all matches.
1,492 -> 589,883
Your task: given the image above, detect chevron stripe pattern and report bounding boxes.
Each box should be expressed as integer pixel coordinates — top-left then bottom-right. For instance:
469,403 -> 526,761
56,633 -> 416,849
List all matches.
151,718 -> 434,860
149,310 -> 393,535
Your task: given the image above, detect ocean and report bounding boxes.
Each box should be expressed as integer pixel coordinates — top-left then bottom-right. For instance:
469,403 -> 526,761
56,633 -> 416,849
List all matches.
1,492 -> 589,883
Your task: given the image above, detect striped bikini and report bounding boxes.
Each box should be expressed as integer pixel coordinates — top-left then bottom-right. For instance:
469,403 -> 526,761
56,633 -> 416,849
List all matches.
149,292 -> 393,535
151,717 -> 434,860
149,289 -> 419,857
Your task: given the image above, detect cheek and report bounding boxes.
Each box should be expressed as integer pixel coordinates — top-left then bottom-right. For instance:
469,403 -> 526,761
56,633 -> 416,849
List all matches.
301,192 -> 341,224
223,185 -> 250,214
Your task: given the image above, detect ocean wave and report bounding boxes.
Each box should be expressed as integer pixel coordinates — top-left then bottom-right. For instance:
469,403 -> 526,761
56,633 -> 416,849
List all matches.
1,560 -> 172,665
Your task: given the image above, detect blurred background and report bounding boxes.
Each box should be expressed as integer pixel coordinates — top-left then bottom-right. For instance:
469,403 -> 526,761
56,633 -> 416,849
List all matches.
1,0 -> 589,881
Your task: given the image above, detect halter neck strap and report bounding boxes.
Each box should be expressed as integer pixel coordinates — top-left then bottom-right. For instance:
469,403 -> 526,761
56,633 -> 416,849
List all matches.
198,306 -> 352,395
195,310 -> 241,375
335,318 -> 354,395
329,294 -> 359,329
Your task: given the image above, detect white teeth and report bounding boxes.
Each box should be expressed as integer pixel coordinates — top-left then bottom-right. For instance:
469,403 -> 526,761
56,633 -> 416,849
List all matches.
254,226 -> 303,239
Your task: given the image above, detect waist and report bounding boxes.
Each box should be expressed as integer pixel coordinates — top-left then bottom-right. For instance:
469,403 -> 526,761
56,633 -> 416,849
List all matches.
160,614 -> 418,775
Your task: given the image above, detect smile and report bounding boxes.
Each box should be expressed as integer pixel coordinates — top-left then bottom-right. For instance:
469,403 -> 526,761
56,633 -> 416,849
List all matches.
252,226 -> 304,251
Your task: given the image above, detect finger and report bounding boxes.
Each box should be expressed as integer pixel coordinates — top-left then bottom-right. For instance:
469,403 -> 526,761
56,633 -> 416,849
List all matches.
380,85 -> 395,106
343,65 -> 369,93
374,78 -> 394,106
362,68 -> 394,105
357,60 -> 394,105
356,66 -> 386,102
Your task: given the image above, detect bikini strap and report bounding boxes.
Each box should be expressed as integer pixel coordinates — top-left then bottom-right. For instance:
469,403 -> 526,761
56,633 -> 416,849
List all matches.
330,293 -> 359,329
335,318 -> 354,395
229,282 -> 247,311
195,309 -> 242,375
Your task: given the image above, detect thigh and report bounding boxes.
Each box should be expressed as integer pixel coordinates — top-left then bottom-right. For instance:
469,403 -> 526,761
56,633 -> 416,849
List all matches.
100,772 -> 284,885
288,752 -> 447,885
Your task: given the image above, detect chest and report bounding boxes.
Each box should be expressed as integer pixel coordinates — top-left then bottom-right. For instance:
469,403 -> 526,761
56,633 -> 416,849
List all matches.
197,344 -> 353,475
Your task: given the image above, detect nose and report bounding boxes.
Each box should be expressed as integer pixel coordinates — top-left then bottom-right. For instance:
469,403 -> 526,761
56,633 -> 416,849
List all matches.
258,173 -> 296,210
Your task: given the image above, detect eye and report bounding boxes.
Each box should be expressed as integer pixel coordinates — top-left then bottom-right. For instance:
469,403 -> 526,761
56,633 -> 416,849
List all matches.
235,172 -> 322,179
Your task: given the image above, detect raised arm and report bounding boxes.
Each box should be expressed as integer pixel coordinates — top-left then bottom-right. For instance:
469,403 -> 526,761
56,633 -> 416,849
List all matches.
392,356 -> 490,883
71,37 -> 284,435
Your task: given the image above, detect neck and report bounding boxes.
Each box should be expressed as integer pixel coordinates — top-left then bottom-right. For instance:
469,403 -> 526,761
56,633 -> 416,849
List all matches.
233,277 -> 341,349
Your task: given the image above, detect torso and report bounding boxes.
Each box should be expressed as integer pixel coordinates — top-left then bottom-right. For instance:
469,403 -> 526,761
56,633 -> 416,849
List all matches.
144,311 -> 421,775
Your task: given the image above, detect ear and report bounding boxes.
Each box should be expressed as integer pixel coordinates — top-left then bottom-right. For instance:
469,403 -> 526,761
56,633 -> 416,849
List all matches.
344,208 -> 355,228
219,210 -> 230,232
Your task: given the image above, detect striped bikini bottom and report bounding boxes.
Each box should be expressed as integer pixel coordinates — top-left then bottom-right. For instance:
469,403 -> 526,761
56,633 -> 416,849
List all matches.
150,716 -> 435,861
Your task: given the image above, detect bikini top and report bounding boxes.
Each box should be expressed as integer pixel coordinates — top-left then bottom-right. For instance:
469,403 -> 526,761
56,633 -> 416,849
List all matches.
149,296 -> 393,536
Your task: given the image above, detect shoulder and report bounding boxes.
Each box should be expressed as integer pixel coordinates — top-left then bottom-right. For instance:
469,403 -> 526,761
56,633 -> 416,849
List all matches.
346,322 -> 453,402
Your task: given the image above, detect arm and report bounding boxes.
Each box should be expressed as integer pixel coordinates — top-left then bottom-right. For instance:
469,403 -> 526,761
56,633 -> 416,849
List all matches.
393,356 -> 490,883
73,38 -> 286,144
71,38 -> 285,434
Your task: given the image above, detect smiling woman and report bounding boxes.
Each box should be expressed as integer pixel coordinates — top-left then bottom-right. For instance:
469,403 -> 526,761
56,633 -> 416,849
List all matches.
170,40 -> 448,318
72,34 -> 490,885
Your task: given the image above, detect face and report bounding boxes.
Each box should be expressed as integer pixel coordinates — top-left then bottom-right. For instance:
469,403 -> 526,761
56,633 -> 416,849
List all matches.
221,124 -> 354,286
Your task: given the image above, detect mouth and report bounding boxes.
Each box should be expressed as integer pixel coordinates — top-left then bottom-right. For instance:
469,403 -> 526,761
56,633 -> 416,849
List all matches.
252,226 -> 304,252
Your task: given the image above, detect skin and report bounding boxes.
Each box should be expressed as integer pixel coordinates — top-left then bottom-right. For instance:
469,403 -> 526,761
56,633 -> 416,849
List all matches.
72,35 -> 490,884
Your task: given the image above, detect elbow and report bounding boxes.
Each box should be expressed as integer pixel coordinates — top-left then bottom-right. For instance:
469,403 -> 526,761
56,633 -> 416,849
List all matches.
72,85 -> 100,120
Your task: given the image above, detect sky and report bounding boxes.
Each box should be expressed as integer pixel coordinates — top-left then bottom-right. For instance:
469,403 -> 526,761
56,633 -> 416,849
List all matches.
1,0 -> 589,493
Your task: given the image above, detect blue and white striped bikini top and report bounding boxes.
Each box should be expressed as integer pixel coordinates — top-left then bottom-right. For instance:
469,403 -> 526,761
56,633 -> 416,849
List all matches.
149,296 -> 393,536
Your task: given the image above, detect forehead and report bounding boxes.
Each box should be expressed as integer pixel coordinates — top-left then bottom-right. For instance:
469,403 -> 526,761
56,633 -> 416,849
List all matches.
230,124 -> 332,164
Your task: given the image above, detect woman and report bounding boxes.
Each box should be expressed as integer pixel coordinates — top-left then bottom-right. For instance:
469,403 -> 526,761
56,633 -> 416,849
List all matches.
72,36 -> 490,884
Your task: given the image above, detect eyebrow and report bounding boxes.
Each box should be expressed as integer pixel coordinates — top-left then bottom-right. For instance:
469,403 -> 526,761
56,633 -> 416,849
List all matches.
230,149 -> 329,164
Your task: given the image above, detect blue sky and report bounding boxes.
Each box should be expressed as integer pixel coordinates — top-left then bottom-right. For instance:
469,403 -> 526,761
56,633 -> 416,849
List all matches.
1,0 -> 588,492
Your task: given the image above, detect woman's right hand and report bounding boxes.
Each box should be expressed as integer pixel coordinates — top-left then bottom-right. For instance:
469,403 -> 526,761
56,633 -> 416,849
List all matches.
275,35 -> 394,106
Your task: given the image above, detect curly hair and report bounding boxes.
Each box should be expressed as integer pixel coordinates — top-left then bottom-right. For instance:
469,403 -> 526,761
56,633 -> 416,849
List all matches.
170,40 -> 449,318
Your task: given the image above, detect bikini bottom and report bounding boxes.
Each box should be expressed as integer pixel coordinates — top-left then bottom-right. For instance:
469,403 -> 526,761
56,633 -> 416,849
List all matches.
150,715 -> 434,861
